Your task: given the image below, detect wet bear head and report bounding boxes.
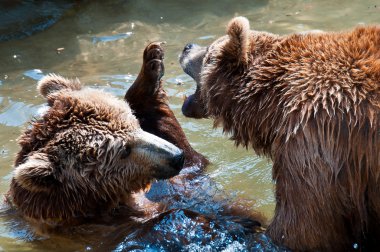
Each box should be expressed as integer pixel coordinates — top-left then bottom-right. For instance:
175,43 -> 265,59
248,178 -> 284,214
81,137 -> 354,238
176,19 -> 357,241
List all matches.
9,74 -> 184,222
179,16 -> 251,119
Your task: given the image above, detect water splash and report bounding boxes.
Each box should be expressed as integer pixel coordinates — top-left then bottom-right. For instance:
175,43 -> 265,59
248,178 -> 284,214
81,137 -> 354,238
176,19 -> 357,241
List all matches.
108,172 -> 287,252
109,209 -> 286,252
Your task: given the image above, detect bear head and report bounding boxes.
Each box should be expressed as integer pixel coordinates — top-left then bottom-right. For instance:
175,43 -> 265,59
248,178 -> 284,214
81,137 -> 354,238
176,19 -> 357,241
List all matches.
8,74 -> 184,223
179,16 -> 252,119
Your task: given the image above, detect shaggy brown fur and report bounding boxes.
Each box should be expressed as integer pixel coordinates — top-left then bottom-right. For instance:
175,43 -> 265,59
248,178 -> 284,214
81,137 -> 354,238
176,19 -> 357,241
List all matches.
180,16 -> 380,251
126,42 -> 209,169
7,73 -> 184,228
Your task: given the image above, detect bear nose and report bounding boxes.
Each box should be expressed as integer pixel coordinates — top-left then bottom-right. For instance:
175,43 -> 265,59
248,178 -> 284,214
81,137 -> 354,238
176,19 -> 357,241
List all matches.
170,150 -> 185,171
183,43 -> 195,53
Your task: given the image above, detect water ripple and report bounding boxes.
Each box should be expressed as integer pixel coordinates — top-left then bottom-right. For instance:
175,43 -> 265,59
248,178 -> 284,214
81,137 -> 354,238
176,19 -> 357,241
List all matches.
0,99 -> 42,127
23,69 -> 44,81
92,32 -> 133,44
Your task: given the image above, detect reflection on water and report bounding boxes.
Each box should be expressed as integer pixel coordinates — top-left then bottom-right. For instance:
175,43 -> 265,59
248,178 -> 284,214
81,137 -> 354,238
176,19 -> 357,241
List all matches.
92,32 -> 133,44
23,69 -> 45,81
0,0 -> 379,251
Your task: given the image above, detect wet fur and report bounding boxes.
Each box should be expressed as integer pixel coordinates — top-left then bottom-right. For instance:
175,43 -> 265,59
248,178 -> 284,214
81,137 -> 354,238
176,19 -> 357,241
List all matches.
183,17 -> 380,251
7,73 -> 179,228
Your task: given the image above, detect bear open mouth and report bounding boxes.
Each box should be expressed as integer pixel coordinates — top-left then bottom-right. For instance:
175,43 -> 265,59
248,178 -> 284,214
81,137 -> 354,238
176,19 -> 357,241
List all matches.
179,43 -> 209,119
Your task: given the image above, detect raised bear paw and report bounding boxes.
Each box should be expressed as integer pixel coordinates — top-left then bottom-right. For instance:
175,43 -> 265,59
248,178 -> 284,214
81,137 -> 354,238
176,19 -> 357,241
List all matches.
143,42 -> 165,83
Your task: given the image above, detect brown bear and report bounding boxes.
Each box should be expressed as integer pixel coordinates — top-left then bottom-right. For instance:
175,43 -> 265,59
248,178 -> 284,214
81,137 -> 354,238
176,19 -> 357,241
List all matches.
180,16 -> 380,251
6,72 -> 185,228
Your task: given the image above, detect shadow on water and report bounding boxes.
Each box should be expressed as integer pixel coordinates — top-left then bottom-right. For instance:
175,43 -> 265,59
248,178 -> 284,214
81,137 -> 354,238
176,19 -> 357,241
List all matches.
0,0 -> 77,42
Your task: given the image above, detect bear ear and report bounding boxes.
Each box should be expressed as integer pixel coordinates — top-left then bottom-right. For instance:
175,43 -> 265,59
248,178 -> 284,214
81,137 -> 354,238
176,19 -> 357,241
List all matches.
37,73 -> 82,98
225,16 -> 251,64
13,153 -> 57,192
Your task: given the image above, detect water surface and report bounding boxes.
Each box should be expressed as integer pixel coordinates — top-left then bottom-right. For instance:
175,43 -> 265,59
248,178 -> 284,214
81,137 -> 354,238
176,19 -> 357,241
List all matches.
0,0 -> 379,251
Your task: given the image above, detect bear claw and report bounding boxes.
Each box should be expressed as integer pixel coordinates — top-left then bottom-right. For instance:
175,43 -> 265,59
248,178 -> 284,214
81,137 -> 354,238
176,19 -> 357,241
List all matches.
143,42 -> 165,81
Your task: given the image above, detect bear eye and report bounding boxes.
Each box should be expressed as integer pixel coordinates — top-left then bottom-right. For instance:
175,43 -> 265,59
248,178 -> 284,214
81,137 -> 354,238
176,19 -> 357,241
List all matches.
120,146 -> 132,159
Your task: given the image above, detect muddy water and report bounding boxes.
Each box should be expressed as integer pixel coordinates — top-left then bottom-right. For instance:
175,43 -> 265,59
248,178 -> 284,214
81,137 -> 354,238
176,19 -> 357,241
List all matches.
0,0 -> 379,251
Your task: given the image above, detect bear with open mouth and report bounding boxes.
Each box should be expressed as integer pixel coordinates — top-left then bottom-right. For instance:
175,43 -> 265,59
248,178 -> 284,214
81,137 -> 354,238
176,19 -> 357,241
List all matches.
180,16 -> 380,251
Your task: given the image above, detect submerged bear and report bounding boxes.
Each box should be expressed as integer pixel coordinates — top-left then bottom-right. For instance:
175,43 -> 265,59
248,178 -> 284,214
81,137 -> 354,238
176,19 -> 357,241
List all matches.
7,72 -> 185,227
180,16 -> 380,251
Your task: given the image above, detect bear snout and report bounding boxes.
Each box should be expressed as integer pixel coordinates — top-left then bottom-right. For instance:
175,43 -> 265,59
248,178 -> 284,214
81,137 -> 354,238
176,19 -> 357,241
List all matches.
179,43 -> 205,82
134,130 -> 185,179
151,149 -> 184,180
